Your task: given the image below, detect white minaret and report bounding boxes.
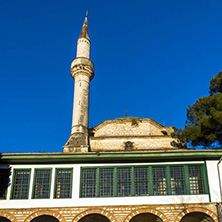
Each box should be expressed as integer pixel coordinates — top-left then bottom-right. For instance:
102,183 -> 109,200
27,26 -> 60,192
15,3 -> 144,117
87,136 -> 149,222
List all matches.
64,14 -> 94,152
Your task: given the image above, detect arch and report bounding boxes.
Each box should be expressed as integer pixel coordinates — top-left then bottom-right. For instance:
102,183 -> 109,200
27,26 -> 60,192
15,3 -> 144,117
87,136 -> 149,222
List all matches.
73,209 -> 116,222
78,214 -> 110,222
124,208 -> 167,222
0,216 -> 11,222
0,213 -> 15,222
30,215 -> 59,222
175,207 -> 218,222
24,210 -> 65,222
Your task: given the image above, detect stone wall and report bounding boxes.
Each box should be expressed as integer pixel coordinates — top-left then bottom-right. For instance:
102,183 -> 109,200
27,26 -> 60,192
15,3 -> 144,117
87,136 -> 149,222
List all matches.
93,118 -> 174,137
0,203 -> 218,222
90,136 -> 177,151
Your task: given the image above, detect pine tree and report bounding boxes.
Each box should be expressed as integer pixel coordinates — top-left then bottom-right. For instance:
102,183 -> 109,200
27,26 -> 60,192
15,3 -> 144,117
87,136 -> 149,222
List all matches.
174,71 -> 222,148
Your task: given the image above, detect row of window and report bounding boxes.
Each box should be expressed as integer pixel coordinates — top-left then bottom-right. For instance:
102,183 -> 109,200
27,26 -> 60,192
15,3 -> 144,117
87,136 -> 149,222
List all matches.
0,168 -> 72,200
81,165 -> 208,197
0,164 -> 208,200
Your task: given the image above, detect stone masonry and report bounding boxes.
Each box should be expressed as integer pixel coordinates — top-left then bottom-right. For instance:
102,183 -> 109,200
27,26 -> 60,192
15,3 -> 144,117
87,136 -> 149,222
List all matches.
0,203 -> 218,222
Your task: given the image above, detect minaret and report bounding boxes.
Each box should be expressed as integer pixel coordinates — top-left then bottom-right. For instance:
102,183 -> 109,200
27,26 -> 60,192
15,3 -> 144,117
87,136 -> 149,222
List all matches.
64,14 -> 94,152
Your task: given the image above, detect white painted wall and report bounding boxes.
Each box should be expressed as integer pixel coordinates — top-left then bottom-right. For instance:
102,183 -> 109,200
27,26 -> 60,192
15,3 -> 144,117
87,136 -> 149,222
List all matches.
0,161 -> 213,209
206,160 -> 222,202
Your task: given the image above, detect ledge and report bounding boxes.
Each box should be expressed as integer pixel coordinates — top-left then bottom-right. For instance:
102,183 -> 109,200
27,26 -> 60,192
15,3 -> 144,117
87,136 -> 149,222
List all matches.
0,150 -> 222,164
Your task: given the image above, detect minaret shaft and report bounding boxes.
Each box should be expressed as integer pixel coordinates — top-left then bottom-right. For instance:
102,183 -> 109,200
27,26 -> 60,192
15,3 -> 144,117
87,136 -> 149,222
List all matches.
71,75 -> 90,134
76,38 -> 90,58
63,15 -> 94,153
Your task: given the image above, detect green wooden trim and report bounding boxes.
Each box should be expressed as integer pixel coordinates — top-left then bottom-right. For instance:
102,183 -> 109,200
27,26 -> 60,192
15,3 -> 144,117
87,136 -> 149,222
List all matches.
166,166 -> 171,195
2,151 -> 222,164
10,168 -> 31,200
32,168 -> 52,199
131,167 -> 135,196
54,168 -> 73,199
96,168 -> 100,197
80,163 -> 208,198
79,167 -> 83,198
113,167 -> 117,197
184,165 -> 190,194
203,161 -> 210,201
148,166 -> 153,196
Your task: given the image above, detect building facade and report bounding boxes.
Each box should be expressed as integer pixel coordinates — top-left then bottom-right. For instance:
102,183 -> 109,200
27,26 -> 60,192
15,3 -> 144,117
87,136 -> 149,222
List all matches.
0,15 -> 222,222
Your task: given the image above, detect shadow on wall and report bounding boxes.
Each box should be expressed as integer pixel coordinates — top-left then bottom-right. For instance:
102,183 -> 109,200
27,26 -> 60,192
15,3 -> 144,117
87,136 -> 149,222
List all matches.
30,215 -> 59,222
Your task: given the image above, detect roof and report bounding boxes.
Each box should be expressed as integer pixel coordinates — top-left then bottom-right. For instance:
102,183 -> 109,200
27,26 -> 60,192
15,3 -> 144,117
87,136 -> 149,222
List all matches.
1,150 -> 222,164
79,16 -> 89,40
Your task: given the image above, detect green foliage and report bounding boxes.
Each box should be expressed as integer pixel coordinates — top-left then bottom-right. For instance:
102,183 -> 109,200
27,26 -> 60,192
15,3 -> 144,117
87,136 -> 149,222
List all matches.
209,71 -> 222,95
175,71 -> 222,148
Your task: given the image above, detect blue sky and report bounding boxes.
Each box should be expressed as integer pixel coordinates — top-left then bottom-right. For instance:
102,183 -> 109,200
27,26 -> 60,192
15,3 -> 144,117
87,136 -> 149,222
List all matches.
0,0 -> 222,153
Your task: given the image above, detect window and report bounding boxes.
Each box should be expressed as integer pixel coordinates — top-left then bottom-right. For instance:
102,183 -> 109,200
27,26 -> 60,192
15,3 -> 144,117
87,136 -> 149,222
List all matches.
55,169 -> 72,198
125,141 -> 133,150
152,167 -> 167,195
0,169 -> 10,199
99,168 -> 114,197
134,167 -> 149,196
11,169 -> 30,199
81,168 -> 97,197
170,166 -> 185,195
33,169 -> 51,199
189,165 -> 205,194
117,168 -> 131,196
81,164 -> 207,198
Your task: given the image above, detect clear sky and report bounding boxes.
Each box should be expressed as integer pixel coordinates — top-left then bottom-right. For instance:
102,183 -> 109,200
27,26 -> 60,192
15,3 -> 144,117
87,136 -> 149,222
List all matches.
0,0 -> 222,153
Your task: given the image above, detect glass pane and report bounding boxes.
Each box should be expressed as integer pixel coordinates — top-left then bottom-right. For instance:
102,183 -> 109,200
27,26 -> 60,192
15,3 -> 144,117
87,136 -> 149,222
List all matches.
56,169 -> 72,198
152,167 -> 167,195
134,167 -> 149,196
82,169 -> 97,197
12,170 -> 30,199
99,168 -> 114,197
188,166 -> 205,194
33,169 -> 51,199
170,166 -> 185,195
117,168 -> 131,197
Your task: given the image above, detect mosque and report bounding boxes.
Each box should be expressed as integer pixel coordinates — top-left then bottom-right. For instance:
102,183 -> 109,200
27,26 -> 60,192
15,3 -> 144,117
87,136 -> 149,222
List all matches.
0,15 -> 222,222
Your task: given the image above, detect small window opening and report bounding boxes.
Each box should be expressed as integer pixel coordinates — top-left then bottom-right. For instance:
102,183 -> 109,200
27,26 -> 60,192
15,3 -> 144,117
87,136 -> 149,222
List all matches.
125,141 -> 133,150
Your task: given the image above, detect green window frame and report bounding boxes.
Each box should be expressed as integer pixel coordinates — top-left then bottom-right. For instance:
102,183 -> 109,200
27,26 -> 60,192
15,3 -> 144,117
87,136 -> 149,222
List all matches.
0,169 -> 10,199
11,169 -> 31,199
81,168 -> 97,197
134,167 -> 149,196
80,164 -> 208,198
99,168 -> 114,197
54,168 -> 73,198
170,166 -> 186,195
33,168 -> 51,199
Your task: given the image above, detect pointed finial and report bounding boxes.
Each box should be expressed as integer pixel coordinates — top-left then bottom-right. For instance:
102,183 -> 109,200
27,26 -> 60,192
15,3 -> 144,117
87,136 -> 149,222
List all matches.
79,12 -> 89,40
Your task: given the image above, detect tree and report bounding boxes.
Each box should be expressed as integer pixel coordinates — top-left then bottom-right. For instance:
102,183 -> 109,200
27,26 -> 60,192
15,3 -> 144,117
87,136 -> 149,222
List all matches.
174,71 -> 222,148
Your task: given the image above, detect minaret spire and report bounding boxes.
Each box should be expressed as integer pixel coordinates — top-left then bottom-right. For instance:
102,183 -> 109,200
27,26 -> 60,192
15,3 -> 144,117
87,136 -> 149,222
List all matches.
79,13 -> 89,40
64,14 -> 94,153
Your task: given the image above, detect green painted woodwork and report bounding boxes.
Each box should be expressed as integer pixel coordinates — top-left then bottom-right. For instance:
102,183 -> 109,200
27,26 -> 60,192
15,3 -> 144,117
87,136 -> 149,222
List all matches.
80,164 -> 208,198
1,151 -> 222,164
32,168 -> 52,199
54,168 -> 73,199
11,169 -> 31,200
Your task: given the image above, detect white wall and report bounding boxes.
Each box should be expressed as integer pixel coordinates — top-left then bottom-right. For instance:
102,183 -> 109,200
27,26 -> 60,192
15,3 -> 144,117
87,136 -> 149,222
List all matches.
206,160 -> 222,202
0,161 -> 211,209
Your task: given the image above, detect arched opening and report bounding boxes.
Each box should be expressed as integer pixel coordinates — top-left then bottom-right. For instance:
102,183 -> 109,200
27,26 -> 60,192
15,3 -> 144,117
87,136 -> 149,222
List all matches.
79,214 -> 110,222
129,213 -> 163,222
0,217 -> 11,222
30,215 -> 59,222
181,212 -> 215,222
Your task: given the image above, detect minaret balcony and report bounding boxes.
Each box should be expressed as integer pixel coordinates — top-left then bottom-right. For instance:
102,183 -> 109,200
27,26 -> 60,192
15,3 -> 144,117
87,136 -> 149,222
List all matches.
71,57 -> 94,80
